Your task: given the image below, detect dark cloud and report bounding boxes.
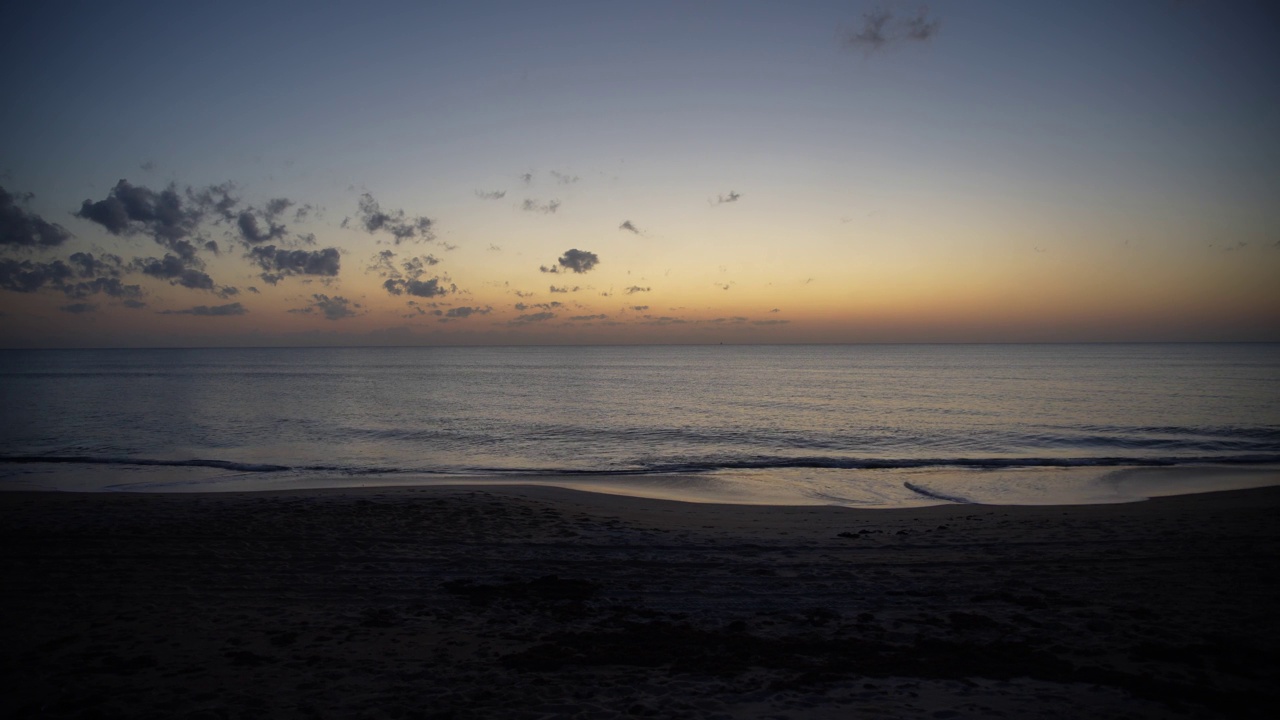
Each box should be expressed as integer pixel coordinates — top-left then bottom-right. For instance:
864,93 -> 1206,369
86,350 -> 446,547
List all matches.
77,179 -> 225,258
519,172 -> 534,184
712,191 -> 741,205
122,299 -> 147,309
752,319 -> 790,325
59,302 -> 97,314
475,190 -> 506,200
307,294 -> 359,320
629,305 -> 649,311
159,302 -> 247,316
515,301 -> 562,311
619,220 -> 641,234
136,255 -> 219,291
845,7 -> 940,51
383,277 -> 454,298
624,285 -> 650,294
548,285 -> 580,293
546,248 -> 599,274
549,170 -> 579,185
639,315 -> 688,325
248,246 -> 341,284
0,255 -> 142,300
568,314 -> 607,321
709,317 -> 748,324
1,186 -> 73,248
508,311 -> 556,325
235,209 -> 288,245
522,199 -> 561,214
513,290 -> 535,298
0,259 -> 71,293
356,193 -> 435,244
444,305 -> 492,318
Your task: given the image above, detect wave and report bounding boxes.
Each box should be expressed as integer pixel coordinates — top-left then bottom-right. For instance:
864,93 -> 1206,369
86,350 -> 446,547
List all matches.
4,453 -> 1280,476
0,455 -> 291,473
903,482 -> 974,504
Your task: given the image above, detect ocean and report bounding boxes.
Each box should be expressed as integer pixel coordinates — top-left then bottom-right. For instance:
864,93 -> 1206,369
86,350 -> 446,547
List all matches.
2,344 -> 1278,506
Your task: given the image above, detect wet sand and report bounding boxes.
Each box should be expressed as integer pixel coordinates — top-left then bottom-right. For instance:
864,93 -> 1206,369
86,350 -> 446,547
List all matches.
2,484 -> 1278,719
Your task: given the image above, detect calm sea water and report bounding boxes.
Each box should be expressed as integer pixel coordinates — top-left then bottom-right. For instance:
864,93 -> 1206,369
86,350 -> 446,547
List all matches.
2,344 -> 1278,505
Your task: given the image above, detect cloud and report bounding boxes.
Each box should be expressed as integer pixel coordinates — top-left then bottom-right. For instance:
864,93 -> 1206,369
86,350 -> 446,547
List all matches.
475,189 -> 506,200
624,285 -> 650,295
522,198 -> 561,214
288,294 -> 360,320
519,172 -> 534,184
508,311 -> 556,325
159,302 -> 247,316
235,208 -> 288,245
1,186 -> 73,248
629,305 -> 649,311
548,285 -> 580,293
444,305 -> 492,319
544,248 -> 599,274
356,193 -> 435,244
248,246 -> 341,284
549,170 -> 579,185
77,179 -> 230,259
844,7 -> 940,51
712,191 -> 741,205
752,319 -> 790,325
515,301 -> 562,311
619,220 -> 641,234
59,302 -> 97,314
0,255 -> 142,300
568,314 -> 607,321
383,277 -> 454,297
905,8 -> 941,41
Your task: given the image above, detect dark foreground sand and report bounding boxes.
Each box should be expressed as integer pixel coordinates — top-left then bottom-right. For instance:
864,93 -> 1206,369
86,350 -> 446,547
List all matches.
3,484 -> 1279,719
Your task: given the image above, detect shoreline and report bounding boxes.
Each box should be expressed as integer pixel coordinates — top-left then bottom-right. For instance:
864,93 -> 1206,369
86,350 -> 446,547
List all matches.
4,484 -> 1279,718
5,462 -> 1280,508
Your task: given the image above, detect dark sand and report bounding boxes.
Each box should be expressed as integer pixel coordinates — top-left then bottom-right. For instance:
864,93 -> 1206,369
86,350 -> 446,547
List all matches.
3,484 -> 1278,719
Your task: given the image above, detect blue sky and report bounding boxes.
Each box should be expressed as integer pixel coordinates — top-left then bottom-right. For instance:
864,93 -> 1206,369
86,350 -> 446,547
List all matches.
2,1 -> 1277,346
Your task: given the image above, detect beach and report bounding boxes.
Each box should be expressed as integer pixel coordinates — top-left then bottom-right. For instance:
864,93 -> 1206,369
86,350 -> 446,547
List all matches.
3,483 -> 1278,719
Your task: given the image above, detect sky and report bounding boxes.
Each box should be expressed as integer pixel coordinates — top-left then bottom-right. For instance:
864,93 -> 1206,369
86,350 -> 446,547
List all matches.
1,0 -> 1277,347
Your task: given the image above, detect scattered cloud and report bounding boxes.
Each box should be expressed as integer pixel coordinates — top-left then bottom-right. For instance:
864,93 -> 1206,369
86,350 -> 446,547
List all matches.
59,302 -> 97,314
541,248 -> 599,274
290,294 -> 360,320
711,191 -> 741,205
519,172 -> 534,184
444,305 -> 492,319
522,198 -> 561,214
549,285 -> 580,293
248,246 -> 341,284
624,285 -> 650,295
629,305 -> 649,311
844,7 -> 940,51
159,302 -> 247,316
355,193 -> 434,244
475,189 -> 506,200
508,311 -> 556,325
568,313 -> 607,321
549,170 -> 579,185
77,179 -> 233,260
515,301 -> 562,311
619,220 -> 641,234
384,276 -> 455,297
1,186 -> 73,248
752,319 -> 790,325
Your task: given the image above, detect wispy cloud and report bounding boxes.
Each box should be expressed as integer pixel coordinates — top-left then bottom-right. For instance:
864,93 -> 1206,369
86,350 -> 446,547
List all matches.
844,6 -> 941,52
619,220 -> 641,234
711,191 -> 741,205
475,189 -> 506,200
159,302 -> 247,316
289,294 -> 360,320
522,198 -> 561,214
